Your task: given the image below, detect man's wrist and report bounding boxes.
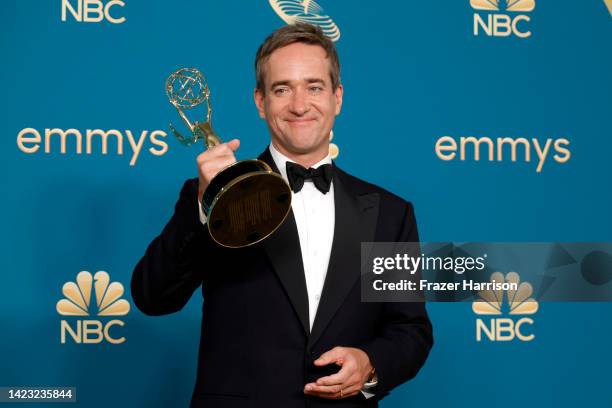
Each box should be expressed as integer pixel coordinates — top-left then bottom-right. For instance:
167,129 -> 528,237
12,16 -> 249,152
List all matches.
363,367 -> 378,389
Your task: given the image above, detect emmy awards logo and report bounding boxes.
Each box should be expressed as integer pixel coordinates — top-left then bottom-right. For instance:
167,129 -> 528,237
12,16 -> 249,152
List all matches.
165,68 -> 292,248
268,0 -> 341,42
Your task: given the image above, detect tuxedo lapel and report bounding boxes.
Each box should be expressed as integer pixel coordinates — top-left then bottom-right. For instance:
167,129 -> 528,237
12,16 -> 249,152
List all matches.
259,148 -> 310,334
308,167 -> 379,348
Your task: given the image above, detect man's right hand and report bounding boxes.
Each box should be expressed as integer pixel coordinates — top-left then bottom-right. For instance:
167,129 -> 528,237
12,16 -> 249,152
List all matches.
197,139 -> 240,198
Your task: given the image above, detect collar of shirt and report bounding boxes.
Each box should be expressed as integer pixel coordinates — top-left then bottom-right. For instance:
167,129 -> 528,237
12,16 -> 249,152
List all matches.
268,143 -> 332,183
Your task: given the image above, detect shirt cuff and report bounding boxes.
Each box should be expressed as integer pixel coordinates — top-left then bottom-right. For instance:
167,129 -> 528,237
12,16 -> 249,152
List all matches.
198,198 -> 207,225
360,373 -> 378,399
361,389 -> 375,399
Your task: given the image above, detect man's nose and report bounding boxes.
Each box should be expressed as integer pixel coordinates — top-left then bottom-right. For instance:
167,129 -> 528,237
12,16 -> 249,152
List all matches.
289,89 -> 309,116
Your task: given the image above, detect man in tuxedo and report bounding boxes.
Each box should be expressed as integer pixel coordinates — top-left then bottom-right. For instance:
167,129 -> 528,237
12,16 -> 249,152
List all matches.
132,23 -> 433,407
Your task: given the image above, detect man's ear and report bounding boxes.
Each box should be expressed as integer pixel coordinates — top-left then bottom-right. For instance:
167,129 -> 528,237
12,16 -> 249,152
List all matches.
334,84 -> 344,116
254,88 -> 266,119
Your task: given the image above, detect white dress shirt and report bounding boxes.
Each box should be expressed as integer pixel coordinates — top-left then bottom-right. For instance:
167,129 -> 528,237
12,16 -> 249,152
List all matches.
268,143 -> 335,330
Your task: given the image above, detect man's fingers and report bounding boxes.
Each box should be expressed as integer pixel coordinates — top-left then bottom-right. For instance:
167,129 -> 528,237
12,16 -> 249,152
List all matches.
306,347 -> 372,399
336,384 -> 361,398
197,140 -> 239,162
342,387 -> 361,398
196,140 -> 239,193
200,158 -> 233,179
304,383 -> 342,394
202,142 -> 238,160
314,346 -> 346,366
303,389 -> 340,400
303,382 -> 361,399
315,364 -> 352,386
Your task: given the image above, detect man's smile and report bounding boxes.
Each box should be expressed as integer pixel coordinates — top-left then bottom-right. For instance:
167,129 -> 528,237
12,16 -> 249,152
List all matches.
286,118 -> 317,126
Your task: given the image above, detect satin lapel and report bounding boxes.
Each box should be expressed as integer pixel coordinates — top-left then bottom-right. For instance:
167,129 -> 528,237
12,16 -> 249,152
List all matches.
308,167 -> 379,349
259,148 -> 310,334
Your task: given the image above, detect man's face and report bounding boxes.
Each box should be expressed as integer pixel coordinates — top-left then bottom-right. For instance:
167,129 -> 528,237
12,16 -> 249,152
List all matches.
254,42 -> 343,162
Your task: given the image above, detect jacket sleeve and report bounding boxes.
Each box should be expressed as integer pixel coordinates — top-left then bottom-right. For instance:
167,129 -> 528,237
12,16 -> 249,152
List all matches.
359,202 -> 434,395
131,179 -> 211,316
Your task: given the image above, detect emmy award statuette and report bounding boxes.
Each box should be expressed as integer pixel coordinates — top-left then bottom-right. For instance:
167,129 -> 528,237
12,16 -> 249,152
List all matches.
166,67 -> 292,248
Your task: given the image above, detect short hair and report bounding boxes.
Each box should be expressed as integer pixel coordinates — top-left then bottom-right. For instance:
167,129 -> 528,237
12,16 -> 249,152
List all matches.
255,23 -> 341,94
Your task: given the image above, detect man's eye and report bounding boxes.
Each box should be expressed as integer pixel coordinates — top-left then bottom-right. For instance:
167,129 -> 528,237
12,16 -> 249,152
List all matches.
274,88 -> 289,95
309,86 -> 323,93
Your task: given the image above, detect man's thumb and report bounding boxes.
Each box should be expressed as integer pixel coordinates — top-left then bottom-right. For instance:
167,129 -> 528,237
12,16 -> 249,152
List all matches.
227,138 -> 240,152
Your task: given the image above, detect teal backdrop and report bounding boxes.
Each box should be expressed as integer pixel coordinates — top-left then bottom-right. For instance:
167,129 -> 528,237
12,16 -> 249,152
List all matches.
1,0 -> 611,407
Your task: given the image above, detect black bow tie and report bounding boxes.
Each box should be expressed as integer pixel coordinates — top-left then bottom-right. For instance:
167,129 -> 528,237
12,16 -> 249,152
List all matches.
286,162 -> 333,194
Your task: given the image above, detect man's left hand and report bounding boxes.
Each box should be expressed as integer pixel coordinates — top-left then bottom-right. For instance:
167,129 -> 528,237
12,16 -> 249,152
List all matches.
304,346 -> 373,399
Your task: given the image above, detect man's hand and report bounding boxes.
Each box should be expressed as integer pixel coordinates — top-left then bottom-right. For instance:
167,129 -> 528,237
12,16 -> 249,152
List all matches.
197,139 -> 240,198
304,346 -> 374,399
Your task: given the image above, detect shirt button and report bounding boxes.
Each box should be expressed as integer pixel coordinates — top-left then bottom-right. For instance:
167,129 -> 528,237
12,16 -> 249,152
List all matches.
312,250 -> 318,256
315,294 -> 321,301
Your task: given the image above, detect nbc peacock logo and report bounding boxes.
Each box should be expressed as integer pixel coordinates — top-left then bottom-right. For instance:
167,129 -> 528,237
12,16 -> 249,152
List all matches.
470,0 -> 535,12
471,0 -> 536,38
57,271 -> 130,344
269,0 -> 340,42
472,272 -> 538,342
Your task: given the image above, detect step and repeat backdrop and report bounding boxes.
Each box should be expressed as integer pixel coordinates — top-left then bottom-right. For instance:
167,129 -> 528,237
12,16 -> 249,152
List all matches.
2,0 -> 611,407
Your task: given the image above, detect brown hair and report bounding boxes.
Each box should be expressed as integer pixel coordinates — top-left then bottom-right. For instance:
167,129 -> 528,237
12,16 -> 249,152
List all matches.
255,23 -> 341,94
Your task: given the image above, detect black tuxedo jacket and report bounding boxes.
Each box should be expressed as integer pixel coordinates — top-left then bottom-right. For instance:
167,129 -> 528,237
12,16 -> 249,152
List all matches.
131,148 -> 433,408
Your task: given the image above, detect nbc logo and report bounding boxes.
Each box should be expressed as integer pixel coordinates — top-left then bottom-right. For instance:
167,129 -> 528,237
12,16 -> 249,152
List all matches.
471,0 -> 536,38
472,272 -> 538,342
61,0 -> 126,24
269,0 -> 341,41
57,271 -> 130,344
